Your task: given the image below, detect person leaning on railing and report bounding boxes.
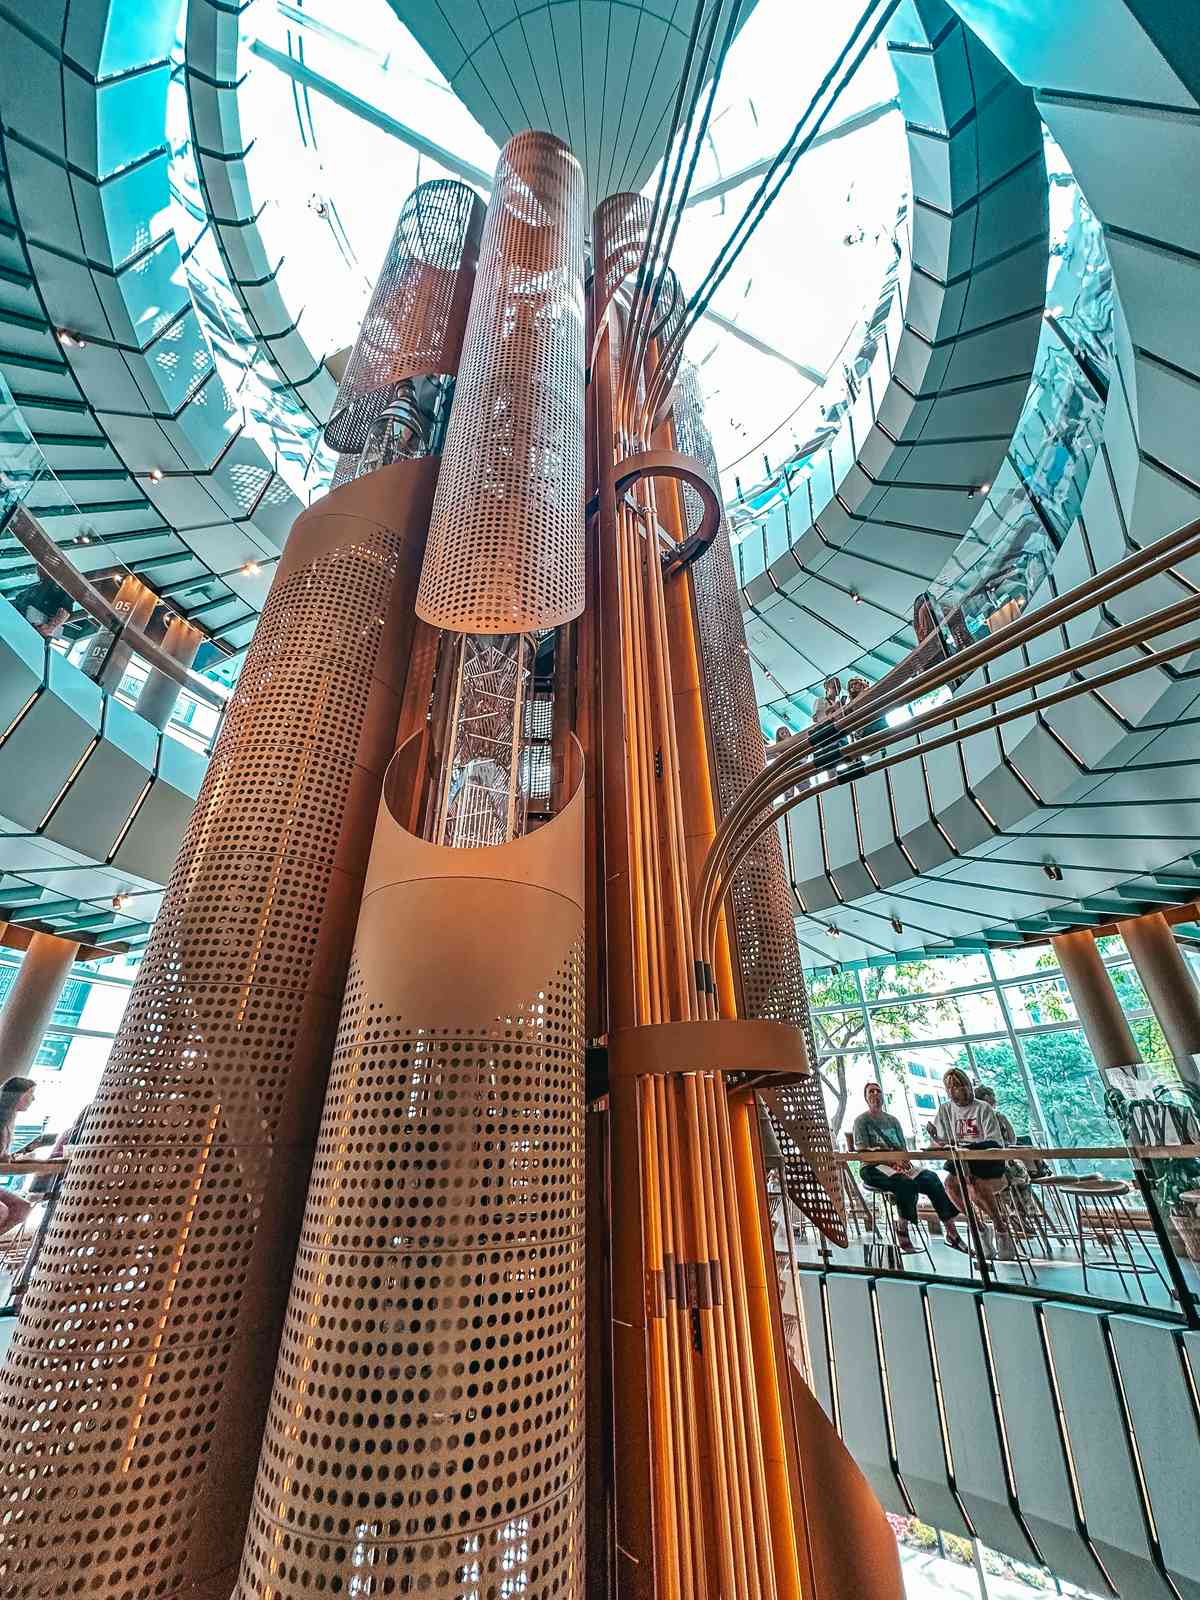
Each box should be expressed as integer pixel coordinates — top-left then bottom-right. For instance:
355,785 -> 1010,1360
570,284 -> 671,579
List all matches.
852,1080 -> 967,1255
12,572 -> 71,639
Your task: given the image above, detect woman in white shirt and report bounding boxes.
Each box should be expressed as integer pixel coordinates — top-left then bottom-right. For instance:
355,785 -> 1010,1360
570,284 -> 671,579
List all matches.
929,1068 -> 1014,1258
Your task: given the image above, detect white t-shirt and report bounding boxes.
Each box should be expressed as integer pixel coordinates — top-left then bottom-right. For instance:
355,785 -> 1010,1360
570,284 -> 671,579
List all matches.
932,1096 -> 1002,1147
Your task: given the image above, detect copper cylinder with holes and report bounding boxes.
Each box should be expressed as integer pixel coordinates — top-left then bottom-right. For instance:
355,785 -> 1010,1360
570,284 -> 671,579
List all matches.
233,131 -> 587,1599
417,131 -> 586,634
0,460 -> 439,1599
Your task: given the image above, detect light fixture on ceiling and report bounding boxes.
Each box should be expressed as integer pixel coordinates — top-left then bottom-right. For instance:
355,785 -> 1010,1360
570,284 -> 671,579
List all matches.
850,589 -> 862,604
1043,861 -> 1063,882
57,329 -> 86,349
242,560 -> 262,577
111,893 -> 129,911
148,468 -> 164,483
890,914 -> 903,935
827,923 -> 841,938
967,481 -> 991,499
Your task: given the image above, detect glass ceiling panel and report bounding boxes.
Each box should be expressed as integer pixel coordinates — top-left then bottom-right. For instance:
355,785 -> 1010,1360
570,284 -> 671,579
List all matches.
237,0 -> 499,366
660,0 -> 910,487
228,0 -> 907,497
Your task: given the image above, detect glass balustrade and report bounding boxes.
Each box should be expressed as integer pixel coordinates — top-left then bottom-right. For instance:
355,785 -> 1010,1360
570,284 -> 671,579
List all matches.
1,377 -> 232,752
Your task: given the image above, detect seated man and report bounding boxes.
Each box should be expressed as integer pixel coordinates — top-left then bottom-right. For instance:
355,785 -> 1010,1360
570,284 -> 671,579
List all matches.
852,1081 -> 965,1254
929,1068 -> 1014,1259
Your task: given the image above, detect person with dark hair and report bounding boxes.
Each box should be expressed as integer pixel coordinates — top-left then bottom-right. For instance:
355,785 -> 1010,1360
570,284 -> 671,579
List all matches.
852,1081 -> 966,1254
0,1075 -> 51,1237
14,574 -> 72,639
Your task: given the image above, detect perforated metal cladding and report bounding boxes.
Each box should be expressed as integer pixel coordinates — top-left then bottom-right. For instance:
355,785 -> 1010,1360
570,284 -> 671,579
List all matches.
233,937 -> 586,1599
325,180 -> 483,454
418,132 -> 586,634
0,529 -> 412,1598
673,363 -> 845,1247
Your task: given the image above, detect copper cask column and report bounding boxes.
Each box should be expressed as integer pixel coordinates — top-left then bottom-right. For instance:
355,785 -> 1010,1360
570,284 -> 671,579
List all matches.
1118,911 -> 1200,1088
0,461 -> 438,1599
234,131 -> 587,1599
0,931 -> 80,1076
1052,929 -> 1140,1069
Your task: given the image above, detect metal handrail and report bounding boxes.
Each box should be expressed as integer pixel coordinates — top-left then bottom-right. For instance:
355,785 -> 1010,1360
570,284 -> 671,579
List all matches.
6,503 -> 227,710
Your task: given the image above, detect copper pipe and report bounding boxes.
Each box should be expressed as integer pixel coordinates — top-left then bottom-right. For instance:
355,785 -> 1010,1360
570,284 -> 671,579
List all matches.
609,1075 -> 659,1596
706,1076 -> 778,1599
641,1078 -> 682,1600
702,616 -> 1200,961
593,327 -> 640,1030
394,617 -> 440,747
630,508 -> 668,1024
685,1074 -> 756,1600
697,1075 -> 769,1600
679,1076 -> 740,1597
664,1077 -> 718,1598
653,1075 -> 697,1600
640,489 -> 695,1019
728,1095 -> 806,1600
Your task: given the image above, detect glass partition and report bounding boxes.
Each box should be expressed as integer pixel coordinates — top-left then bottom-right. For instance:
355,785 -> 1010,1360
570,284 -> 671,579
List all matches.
0,949 -> 138,1315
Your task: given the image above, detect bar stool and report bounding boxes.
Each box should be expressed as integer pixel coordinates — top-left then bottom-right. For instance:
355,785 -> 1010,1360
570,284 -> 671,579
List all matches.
1058,1178 -> 1171,1304
862,1184 -> 936,1273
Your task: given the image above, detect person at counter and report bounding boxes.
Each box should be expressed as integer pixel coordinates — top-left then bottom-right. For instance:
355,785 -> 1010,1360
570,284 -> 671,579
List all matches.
928,1068 -> 1015,1258
852,1081 -> 966,1254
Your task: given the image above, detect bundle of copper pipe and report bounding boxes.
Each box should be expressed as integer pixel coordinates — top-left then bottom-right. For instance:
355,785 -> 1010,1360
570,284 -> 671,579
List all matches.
594,269 -> 804,1596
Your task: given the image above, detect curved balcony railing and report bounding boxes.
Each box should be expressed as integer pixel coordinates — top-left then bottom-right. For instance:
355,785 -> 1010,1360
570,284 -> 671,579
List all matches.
1,383 -> 234,753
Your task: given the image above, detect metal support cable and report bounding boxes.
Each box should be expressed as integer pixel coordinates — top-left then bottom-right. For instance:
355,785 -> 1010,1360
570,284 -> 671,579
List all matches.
642,0 -> 899,430
621,0 -> 746,422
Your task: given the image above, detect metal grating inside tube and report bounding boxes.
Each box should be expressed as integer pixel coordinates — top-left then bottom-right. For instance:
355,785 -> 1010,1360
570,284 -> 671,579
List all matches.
418,131 -> 587,634
324,178 -> 483,454
673,361 -> 846,1246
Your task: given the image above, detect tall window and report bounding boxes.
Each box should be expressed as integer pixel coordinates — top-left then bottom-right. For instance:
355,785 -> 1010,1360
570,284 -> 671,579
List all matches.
807,939 -> 1178,1170
0,951 -> 138,1150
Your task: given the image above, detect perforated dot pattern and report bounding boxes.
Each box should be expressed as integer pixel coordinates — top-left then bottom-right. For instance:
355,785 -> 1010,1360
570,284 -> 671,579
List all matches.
673,362 -> 846,1248
418,132 -> 586,635
325,180 -> 484,454
233,936 -> 586,1598
0,527 -> 412,1599
593,192 -> 685,355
